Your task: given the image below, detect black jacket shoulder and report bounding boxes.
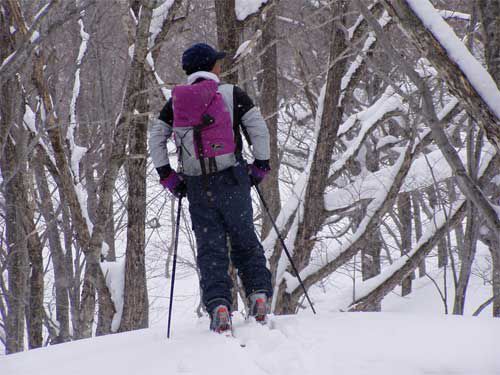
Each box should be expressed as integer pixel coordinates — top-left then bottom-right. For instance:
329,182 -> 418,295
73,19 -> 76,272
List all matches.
233,85 -> 255,123
158,98 -> 173,125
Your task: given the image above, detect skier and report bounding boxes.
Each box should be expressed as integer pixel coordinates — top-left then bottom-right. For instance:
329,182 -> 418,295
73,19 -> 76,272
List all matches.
149,43 -> 273,333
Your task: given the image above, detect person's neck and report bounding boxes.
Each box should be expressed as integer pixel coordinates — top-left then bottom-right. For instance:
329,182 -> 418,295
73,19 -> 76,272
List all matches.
187,71 -> 220,85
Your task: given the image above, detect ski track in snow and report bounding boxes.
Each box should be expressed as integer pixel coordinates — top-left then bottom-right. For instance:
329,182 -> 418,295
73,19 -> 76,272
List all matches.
2,312 -> 499,375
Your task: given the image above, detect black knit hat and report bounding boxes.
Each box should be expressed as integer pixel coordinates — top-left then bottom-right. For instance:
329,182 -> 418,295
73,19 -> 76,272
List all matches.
182,43 -> 226,75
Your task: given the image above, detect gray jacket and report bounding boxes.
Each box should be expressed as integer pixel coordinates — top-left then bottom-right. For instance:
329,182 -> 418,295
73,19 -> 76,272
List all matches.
149,78 -> 270,176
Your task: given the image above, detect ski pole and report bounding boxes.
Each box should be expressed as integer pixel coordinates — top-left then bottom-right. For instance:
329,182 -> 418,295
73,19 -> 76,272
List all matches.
167,196 -> 183,338
254,185 -> 316,314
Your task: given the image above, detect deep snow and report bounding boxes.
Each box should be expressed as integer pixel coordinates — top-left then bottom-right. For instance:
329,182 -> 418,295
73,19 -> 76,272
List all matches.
2,311 -> 500,375
2,232 -> 499,374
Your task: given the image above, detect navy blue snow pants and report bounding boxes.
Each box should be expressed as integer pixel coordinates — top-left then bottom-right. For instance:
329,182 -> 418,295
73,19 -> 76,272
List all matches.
184,163 -> 272,313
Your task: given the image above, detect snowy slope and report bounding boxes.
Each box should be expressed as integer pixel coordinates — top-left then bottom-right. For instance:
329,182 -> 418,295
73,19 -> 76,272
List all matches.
2,311 -> 499,375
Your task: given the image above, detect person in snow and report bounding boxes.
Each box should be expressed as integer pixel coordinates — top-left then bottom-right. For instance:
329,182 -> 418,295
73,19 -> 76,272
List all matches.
149,43 -> 273,333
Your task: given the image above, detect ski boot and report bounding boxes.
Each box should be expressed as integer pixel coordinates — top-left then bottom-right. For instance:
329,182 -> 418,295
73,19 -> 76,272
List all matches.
248,292 -> 270,324
209,305 -> 232,334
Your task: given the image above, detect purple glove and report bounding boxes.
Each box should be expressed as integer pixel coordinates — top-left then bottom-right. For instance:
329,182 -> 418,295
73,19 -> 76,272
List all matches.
160,170 -> 187,198
249,160 -> 270,186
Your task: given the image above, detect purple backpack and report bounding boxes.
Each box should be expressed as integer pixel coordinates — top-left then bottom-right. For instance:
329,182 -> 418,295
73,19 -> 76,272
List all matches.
172,80 -> 235,168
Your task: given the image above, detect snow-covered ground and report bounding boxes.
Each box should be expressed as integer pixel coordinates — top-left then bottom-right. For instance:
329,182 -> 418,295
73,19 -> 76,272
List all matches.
3,243 -> 500,374
3,241 -> 500,374
2,198 -> 499,374
3,310 -> 499,375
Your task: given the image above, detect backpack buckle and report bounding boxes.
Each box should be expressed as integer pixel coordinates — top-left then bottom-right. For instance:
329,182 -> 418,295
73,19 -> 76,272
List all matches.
201,114 -> 215,127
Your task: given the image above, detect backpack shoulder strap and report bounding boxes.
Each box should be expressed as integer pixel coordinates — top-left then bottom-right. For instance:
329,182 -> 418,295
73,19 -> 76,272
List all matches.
216,83 -> 234,119
217,83 -> 251,155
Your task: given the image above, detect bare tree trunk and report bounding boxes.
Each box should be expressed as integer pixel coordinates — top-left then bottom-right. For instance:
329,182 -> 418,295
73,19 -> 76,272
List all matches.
60,192 -> 80,337
26,235 -> 43,350
215,0 -> 239,84
361,236 -> 382,285
89,24 -> 117,262
478,0 -> 500,84
0,12 -> 29,348
411,192 -> 425,277
491,241 -> 500,317
24,173 -> 44,349
76,0 -> 156,337
426,185 -> 448,268
34,160 -> 70,343
482,157 -> 500,317
95,271 -> 116,336
29,39 -> 99,339
359,174 -> 382,312
398,192 -> 413,296
438,239 -> 449,269
274,1 -> 349,314
0,58 -> 43,350
478,0 -> 500,319
119,60 -> 149,332
453,115 -> 481,315
453,203 -> 478,315
105,205 -> 116,262
360,234 -> 382,310
258,0 -> 281,238
358,52 -> 386,309
1,139 -> 30,354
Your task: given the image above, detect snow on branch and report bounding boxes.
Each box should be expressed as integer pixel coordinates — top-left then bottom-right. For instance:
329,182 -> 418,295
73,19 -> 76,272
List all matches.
437,9 -> 470,21
235,0 -> 268,21
100,259 -> 125,332
325,150 -> 419,213
67,12 -> 92,234
146,1 -> 184,101
405,0 -> 500,118
341,10 -> 391,104
263,85 -> 327,257
0,1 -> 87,84
348,199 -> 467,311
348,1 -> 384,40
146,52 -> 170,100
384,0 -> 500,151
268,77 -> 453,295
277,15 -> 303,26
327,86 -> 454,192
149,0 -> 175,48
325,99 -> 463,213
23,104 -> 56,167
234,30 -> 262,62
347,144 -> 497,311
287,140 -> 415,295
332,86 -> 404,176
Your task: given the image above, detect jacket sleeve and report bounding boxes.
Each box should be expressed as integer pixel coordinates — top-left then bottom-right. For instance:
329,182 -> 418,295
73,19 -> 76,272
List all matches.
234,86 -> 270,161
149,99 -> 174,171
